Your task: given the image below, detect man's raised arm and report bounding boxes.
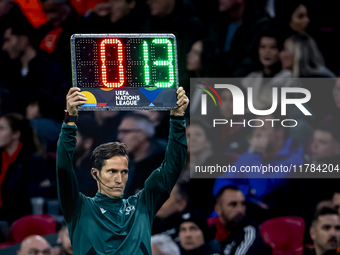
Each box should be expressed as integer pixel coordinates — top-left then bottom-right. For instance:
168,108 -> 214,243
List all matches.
141,87 -> 189,218
56,88 -> 87,223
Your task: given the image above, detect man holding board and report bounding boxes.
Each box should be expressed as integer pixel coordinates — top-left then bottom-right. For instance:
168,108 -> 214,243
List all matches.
57,86 -> 188,254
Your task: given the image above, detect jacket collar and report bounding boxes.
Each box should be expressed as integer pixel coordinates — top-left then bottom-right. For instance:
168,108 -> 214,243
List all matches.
94,191 -> 123,206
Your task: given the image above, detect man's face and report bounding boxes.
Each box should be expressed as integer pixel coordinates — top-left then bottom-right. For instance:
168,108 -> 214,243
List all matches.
179,222 -> 205,251
333,193 -> 340,215
0,117 -> 17,148
117,118 -> 144,153
215,189 -> 246,225
156,185 -> 186,219
311,215 -> 340,253
146,0 -> 174,17
2,28 -> 24,59
186,40 -> 202,72
251,115 -> 281,149
109,0 -> 135,23
311,130 -> 340,161
17,235 -> 52,255
187,124 -> 209,155
94,156 -> 129,198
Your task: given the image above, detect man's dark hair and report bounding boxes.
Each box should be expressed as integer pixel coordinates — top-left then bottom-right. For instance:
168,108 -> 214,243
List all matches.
215,185 -> 240,202
312,207 -> 339,226
91,142 -> 129,171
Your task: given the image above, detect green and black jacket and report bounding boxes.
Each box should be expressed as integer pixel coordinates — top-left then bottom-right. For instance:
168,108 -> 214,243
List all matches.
56,116 -> 187,255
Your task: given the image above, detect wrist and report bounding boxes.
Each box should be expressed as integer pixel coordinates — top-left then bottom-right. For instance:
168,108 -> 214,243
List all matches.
64,110 -> 78,124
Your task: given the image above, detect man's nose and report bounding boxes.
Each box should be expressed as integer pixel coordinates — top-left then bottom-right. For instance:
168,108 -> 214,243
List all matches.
115,173 -> 122,183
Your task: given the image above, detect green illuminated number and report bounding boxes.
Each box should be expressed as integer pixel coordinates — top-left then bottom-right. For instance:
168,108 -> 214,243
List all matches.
143,41 -> 150,85
152,38 -> 174,88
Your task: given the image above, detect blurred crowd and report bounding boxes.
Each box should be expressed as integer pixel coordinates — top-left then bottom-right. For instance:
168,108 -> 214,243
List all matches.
1,0 -> 340,254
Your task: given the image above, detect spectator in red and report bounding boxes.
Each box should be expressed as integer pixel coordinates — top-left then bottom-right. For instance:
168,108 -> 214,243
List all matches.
211,185 -> 271,255
37,0 -> 80,74
0,113 -> 47,223
304,207 -> 340,255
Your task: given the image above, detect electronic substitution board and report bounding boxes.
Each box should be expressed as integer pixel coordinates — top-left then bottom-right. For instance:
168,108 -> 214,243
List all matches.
71,34 -> 179,111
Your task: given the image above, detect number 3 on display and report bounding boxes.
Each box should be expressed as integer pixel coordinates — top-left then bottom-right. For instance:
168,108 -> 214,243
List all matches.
100,38 -> 175,88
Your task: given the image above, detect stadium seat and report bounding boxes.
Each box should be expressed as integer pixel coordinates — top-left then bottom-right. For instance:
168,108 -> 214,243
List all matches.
6,214 -> 56,244
260,216 -> 305,255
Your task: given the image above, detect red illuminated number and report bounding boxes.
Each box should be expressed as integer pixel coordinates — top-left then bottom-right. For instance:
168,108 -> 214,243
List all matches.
100,39 -> 124,88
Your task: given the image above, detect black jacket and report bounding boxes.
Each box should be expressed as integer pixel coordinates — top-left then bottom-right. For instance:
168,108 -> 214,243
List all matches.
0,144 -> 46,223
211,219 -> 271,255
180,239 -> 223,255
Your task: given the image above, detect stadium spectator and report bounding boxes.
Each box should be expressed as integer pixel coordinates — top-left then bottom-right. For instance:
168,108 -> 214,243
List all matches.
332,187 -> 340,216
17,235 -> 52,255
117,113 -> 165,197
152,183 -> 191,239
186,38 -> 219,78
0,113 -> 47,223
212,0 -> 270,77
80,0 -> 149,33
210,88 -> 250,155
1,22 -> 68,115
0,0 -> 31,72
310,119 -> 340,165
133,110 -> 170,142
213,113 -> 304,217
26,92 -> 63,153
275,1 -> 310,37
280,33 -> 335,78
178,210 -> 223,255
37,0 -> 80,74
211,186 -> 271,255
242,30 -> 291,110
303,207 -> 340,255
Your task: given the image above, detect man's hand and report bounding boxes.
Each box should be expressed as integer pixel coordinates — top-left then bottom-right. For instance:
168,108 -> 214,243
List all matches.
170,87 -> 189,116
66,87 -> 87,116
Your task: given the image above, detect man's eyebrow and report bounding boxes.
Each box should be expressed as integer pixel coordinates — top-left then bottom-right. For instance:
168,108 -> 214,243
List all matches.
106,168 -> 129,172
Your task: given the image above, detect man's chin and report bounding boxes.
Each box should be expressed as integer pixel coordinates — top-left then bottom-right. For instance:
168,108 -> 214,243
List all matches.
109,191 -> 123,199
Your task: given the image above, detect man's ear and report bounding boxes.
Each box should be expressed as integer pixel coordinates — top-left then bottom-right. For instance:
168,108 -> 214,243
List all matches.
310,226 -> 316,242
91,168 -> 98,180
215,203 -> 221,217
